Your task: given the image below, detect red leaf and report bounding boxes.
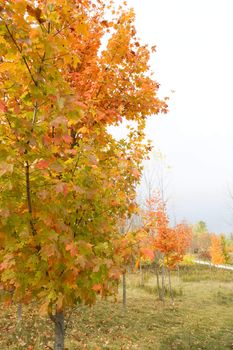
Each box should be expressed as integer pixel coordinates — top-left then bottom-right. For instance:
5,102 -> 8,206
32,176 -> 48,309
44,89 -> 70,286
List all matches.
0,100 -> 7,112
36,160 -> 50,170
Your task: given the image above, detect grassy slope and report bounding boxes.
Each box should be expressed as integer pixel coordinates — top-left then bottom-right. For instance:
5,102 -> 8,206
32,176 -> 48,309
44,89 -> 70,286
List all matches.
1,266 -> 233,349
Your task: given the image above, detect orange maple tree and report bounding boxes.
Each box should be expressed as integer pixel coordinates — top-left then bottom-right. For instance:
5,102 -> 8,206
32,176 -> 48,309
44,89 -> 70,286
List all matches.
209,235 -> 225,265
144,194 -> 191,269
0,1 -> 167,348
139,194 -> 191,301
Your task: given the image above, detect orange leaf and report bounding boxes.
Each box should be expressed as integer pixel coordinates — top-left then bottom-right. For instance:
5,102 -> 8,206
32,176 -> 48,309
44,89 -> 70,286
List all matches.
0,100 -> 7,112
141,248 -> 154,261
66,242 -> 78,257
92,284 -> 102,292
36,160 -> 50,170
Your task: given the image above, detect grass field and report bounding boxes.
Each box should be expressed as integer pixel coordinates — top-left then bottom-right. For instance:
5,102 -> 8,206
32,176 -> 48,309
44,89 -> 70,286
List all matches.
1,265 -> 233,349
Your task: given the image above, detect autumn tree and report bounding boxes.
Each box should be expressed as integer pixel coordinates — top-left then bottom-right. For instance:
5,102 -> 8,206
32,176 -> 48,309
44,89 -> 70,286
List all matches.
0,1 -> 167,349
157,221 -> 191,301
220,234 -> 230,264
143,193 -> 191,301
116,226 -> 154,307
190,221 -> 211,259
210,235 -> 225,265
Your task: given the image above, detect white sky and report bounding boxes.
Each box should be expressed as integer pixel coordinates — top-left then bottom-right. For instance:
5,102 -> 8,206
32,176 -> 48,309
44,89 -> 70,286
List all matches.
122,0 -> 233,233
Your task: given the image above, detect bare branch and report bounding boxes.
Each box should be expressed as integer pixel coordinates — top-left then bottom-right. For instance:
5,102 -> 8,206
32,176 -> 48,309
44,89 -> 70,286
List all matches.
31,101 -> 38,130
25,161 -> 37,237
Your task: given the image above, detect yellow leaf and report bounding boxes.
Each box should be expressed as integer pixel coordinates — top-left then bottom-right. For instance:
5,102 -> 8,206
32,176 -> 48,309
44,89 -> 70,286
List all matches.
78,126 -> 89,134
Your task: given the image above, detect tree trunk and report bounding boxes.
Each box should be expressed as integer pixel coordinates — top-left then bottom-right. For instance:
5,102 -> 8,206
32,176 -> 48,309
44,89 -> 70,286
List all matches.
177,265 -> 180,282
168,269 -> 174,302
17,304 -> 22,322
53,311 -> 65,350
122,272 -> 126,309
155,267 -> 162,300
161,264 -> 165,304
139,260 -> 144,286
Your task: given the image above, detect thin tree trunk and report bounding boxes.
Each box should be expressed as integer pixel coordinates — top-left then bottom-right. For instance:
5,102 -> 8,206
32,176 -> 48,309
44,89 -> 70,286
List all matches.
161,264 -> 165,303
164,265 -> 167,284
155,267 -> 162,300
168,269 -> 174,302
52,311 -> 65,350
122,272 -> 126,309
17,304 -> 22,322
177,265 -> 180,282
139,260 -> 144,286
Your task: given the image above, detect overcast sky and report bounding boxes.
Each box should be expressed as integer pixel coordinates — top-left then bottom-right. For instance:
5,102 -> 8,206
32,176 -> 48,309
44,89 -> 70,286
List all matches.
121,0 -> 233,233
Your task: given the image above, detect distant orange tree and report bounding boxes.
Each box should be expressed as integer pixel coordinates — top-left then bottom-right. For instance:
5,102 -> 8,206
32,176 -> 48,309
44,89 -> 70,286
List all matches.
142,193 -> 191,301
144,194 -> 192,269
210,235 -> 225,264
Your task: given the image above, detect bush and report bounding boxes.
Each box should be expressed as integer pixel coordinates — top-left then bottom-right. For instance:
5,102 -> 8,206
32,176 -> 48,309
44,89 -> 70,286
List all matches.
179,254 -> 195,266
197,250 -> 211,261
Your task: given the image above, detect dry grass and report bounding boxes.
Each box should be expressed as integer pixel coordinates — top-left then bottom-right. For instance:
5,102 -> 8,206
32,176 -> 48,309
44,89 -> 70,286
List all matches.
1,266 -> 233,349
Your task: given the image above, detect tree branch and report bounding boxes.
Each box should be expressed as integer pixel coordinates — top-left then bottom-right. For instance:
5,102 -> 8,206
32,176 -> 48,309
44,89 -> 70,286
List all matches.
31,101 -> 38,130
25,161 -> 37,236
53,19 -> 78,37
5,24 -> 38,87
